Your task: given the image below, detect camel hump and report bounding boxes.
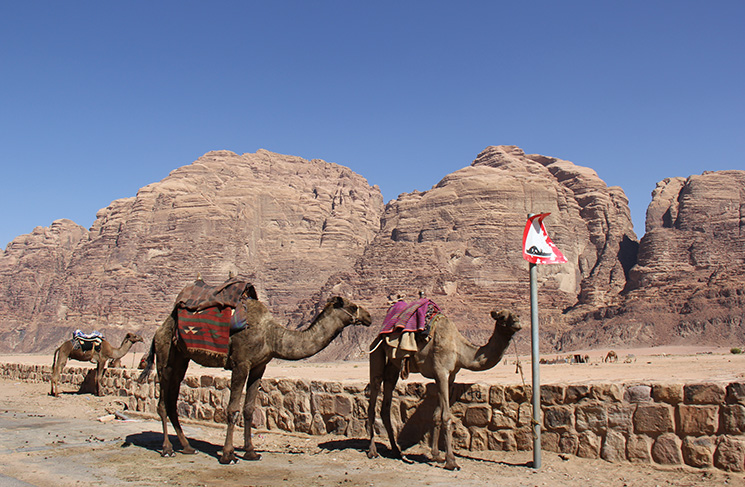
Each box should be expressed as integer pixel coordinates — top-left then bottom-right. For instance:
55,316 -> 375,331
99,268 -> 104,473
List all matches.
174,276 -> 257,311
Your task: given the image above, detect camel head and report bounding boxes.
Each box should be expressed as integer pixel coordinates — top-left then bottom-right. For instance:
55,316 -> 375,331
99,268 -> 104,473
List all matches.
325,296 -> 372,327
489,310 -> 521,335
125,332 -> 145,344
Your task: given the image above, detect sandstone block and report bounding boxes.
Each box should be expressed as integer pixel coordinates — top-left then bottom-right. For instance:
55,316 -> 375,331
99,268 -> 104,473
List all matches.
652,383 -> 684,404
452,422 -> 470,450
542,431 -> 560,453
488,429 -> 516,452
684,383 -> 726,405
626,434 -> 652,463
464,405 -> 491,427
625,385 -> 652,403
607,404 -> 634,432
565,385 -> 590,403
491,409 -> 517,430
682,436 -> 714,468
455,383 -> 488,403
558,433 -> 579,455
677,404 -> 719,436
634,403 -> 674,434
294,412 -> 312,434
601,430 -> 627,463
543,405 -> 573,432
714,436 -> 745,472
652,433 -> 683,465
576,404 -> 607,433
540,384 -> 565,405
590,383 -> 623,402
577,431 -> 601,459
726,383 -> 745,405
721,404 -> 745,435
489,385 -> 505,406
470,428 -> 489,451
515,427 -> 533,451
505,385 -> 531,403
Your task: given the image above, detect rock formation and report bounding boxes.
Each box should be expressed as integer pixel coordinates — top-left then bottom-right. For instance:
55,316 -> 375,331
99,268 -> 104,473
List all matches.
557,170 -> 745,350
0,150 -> 383,352
1,146 -> 741,356
307,145 -> 638,359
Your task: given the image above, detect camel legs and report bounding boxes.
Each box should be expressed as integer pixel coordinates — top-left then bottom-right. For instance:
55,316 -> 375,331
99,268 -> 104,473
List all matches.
219,361 -> 250,464
366,343 -> 385,459
241,364 -> 266,460
379,364 -> 402,458
94,360 -> 106,396
50,347 -> 68,397
157,354 -> 194,457
431,375 -> 459,470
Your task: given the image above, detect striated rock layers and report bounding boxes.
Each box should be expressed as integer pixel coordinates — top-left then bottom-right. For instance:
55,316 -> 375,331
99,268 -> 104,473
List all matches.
556,170 -> 745,350
1,146 -> 742,357
0,150 -> 383,352
306,145 -> 639,360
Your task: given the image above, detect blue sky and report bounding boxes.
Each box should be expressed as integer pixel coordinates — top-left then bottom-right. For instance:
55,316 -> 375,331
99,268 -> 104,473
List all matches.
1,1 -> 743,249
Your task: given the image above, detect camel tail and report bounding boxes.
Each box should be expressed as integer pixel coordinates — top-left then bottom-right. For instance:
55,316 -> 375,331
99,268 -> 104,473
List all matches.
137,339 -> 155,384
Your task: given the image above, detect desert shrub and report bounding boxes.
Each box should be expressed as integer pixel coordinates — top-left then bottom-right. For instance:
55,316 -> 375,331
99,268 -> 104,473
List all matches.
731,347 -> 742,355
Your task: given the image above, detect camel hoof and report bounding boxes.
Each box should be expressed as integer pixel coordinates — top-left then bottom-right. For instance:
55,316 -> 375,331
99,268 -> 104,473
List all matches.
161,451 -> 176,458
242,451 -> 262,461
219,452 -> 238,465
182,447 -> 196,455
444,461 -> 460,471
367,450 -> 379,459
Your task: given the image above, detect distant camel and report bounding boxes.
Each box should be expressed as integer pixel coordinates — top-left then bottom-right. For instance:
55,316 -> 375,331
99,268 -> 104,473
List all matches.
367,308 -> 521,470
50,332 -> 143,396
604,350 -> 618,363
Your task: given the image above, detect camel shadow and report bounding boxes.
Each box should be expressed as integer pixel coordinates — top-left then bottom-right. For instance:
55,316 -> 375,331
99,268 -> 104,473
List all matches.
318,438 -> 430,465
124,431 -> 223,458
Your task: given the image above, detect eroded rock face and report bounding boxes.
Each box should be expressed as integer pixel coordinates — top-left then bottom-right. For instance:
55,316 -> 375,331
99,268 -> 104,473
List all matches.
308,145 -> 638,359
557,170 -> 745,350
0,150 -> 383,352
1,146 -> 741,357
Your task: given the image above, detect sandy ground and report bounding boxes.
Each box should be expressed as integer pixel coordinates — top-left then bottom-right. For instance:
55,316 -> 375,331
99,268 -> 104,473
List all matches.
1,346 -> 745,486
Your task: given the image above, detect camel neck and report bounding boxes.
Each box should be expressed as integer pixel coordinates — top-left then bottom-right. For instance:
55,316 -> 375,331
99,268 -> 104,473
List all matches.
270,309 -> 347,361
462,327 -> 515,371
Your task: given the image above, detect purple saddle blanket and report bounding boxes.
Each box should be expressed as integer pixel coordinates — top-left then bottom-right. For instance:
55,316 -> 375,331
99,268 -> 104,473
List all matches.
379,298 -> 440,334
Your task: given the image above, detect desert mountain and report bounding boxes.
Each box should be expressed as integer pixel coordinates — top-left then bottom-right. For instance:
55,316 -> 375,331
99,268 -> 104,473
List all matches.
0,146 -> 742,357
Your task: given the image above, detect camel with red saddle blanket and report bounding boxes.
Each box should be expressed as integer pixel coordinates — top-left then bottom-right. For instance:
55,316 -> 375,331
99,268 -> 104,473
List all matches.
367,298 -> 521,471
138,276 -> 372,464
49,331 -> 144,396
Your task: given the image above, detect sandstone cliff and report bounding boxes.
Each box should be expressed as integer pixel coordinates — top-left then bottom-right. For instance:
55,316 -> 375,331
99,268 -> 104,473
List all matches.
556,170 -> 745,350
1,146 -> 741,357
0,150 -> 383,352
307,145 -> 638,359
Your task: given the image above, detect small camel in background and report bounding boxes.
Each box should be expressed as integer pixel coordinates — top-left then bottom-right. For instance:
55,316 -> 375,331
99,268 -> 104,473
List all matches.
50,332 -> 143,396
604,350 -> 618,363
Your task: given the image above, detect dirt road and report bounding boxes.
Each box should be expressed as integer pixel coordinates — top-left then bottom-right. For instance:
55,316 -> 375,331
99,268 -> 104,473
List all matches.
1,378 -> 743,487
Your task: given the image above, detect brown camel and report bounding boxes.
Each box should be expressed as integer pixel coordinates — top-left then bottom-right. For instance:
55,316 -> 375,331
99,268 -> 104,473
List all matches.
367,309 -> 521,470
604,350 -> 618,363
50,332 -> 144,396
138,295 -> 371,464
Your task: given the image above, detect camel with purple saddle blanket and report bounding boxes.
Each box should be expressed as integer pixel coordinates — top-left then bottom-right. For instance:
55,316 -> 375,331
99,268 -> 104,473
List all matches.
368,300 -> 521,471
377,298 -> 440,378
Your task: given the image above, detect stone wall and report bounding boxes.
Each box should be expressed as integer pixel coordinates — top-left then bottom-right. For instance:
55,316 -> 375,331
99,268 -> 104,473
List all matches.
3,362 -> 744,472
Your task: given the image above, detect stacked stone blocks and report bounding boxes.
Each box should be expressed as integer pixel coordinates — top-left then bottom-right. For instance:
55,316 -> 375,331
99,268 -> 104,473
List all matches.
2,363 -> 744,472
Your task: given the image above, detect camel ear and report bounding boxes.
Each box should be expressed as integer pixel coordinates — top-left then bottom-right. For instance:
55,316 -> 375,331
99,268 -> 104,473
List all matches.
330,296 -> 345,308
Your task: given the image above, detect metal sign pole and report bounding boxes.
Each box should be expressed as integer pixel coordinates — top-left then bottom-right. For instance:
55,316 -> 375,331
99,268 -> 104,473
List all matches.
529,260 -> 541,469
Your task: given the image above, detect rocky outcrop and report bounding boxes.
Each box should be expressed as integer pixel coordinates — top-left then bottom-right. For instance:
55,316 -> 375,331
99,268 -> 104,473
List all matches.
0,150 -> 383,352
1,146 -> 741,356
309,146 -> 638,359
557,170 -> 745,350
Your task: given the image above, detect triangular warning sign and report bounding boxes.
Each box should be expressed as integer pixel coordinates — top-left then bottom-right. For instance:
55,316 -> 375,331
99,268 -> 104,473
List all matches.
522,213 -> 567,264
